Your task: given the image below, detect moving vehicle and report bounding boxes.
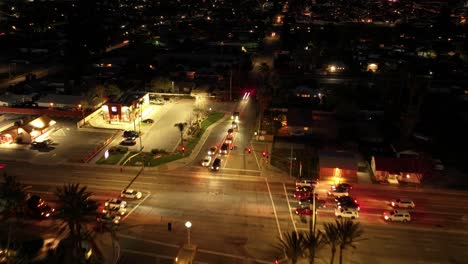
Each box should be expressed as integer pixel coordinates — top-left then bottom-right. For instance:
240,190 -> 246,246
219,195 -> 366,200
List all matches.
225,134 -> 233,144
231,111 -> 239,121
336,197 -> 360,211
123,130 -> 139,138
383,210 -> 411,222
231,121 -> 238,129
219,143 -> 229,154
121,189 -> 143,199
335,208 -> 359,219
30,140 -> 51,150
207,146 -> 218,156
295,207 -> 313,216
27,195 -> 55,218
142,118 -> 154,124
293,191 -> 311,200
102,206 -> 127,216
211,158 -> 221,171
331,183 -> 352,191
328,187 -> 349,197
96,213 -> 121,225
227,128 -> 234,135
391,199 -> 415,209
298,198 -> 326,209
120,137 -> 136,145
104,199 -> 127,209
295,178 -> 319,188
201,156 -> 212,167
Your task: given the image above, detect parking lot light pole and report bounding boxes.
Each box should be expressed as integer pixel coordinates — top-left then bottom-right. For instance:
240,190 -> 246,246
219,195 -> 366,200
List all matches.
185,221 -> 192,246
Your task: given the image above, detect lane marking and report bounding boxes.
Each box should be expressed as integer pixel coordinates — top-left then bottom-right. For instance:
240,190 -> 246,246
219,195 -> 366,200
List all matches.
122,191 -> 151,221
283,183 -> 298,234
265,177 -> 282,240
119,233 -> 179,248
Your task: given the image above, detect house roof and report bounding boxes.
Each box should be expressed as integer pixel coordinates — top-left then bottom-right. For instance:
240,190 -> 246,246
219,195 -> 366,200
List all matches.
319,150 -> 357,170
374,156 -> 431,173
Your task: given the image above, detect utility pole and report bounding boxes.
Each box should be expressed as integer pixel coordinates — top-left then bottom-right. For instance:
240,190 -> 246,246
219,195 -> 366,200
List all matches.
288,145 -> 296,178
229,69 -> 232,101
310,187 -> 316,234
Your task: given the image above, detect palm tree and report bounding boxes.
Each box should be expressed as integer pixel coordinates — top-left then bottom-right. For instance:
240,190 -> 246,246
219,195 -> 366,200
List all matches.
0,173 -> 27,218
303,231 -> 325,264
276,231 -> 305,264
54,183 -> 95,262
323,222 -> 340,264
336,219 -> 364,264
174,122 -> 188,147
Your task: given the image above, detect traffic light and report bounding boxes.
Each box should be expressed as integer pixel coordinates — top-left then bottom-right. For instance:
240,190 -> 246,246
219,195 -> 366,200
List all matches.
181,146 -> 185,153
274,258 -> 279,264
262,151 -> 267,157
247,148 -> 252,154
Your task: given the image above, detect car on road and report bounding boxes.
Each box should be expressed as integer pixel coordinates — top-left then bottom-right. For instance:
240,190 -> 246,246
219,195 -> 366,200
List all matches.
142,118 -> 154,124
336,197 -> 360,211
219,143 -> 229,154
30,140 -> 51,150
293,191 -> 311,200
332,183 -> 352,191
27,195 -> 55,218
391,199 -> 415,209
328,187 -> 349,197
295,207 -> 313,216
383,210 -> 411,222
123,130 -> 139,138
207,146 -> 217,156
201,156 -> 212,167
104,199 -> 127,209
121,189 -> 143,199
298,198 -> 326,209
335,208 -> 359,219
120,137 -> 136,145
231,111 -> 239,121
102,206 -> 127,216
225,134 -> 233,144
211,158 -> 221,171
231,121 -> 238,129
296,186 -> 314,192
227,128 -> 234,135
295,178 -> 319,188
96,213 -> 121,225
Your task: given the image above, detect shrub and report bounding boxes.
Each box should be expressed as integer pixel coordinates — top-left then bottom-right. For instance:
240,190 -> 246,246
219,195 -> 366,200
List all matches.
151,148 -> 166,155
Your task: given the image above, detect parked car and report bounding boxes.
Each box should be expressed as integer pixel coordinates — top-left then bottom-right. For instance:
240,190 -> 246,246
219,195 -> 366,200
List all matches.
298,198 -> 326,209
331,183 -> 352,191
293,191 -> 311,200
123,130 -> 139,138
201,156 -> 212,167
96,213 -> 121,225
211,158 -> 221,171
121,189 -> 143,199
142,119 -> 154,124
391,199 -> 415,209
296,186 -> 313,192
207,146 -> 217,156
383,210 -> 411,222
104,199 -> 127,209
337,198 -> 360,211
335,208 -> 359,219
30,140 -> 50,150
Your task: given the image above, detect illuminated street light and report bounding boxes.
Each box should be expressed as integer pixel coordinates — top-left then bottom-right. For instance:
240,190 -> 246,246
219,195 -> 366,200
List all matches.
185,221 -> 192,246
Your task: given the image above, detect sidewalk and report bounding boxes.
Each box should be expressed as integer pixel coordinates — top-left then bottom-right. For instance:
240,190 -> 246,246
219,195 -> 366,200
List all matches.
93,232 -> 120,264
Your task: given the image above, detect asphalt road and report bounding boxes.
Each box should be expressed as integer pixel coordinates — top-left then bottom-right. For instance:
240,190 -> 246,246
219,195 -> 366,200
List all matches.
1,98 -> 468,264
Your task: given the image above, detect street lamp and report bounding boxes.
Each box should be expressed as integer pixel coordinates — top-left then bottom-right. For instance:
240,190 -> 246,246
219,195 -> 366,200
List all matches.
185,221 -> 192,246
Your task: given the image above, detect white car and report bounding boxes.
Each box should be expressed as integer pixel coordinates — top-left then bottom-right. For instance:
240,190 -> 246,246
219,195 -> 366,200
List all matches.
201,156 -> 212,167
295,179 -> 319,188
383,210 -> 411,222
328,188 -> 349,198
102,206 -> 127,216
391,199 -> 415,209
104,199 -> 127,209
335,208 -> 359,219
121,189 -> 143,199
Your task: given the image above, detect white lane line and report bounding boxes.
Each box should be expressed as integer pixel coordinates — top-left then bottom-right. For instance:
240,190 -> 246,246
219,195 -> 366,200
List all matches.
283,183 -> 298,234
119,234 -> 179,248
265,177 -> 282,240
122,191 -> 151,221
251,144 -> 261,171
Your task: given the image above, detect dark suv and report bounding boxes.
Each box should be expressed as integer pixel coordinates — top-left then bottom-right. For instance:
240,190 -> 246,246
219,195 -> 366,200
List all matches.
123,130 -> 139,138
211,158 -> 221,171
219,143 -> 229,154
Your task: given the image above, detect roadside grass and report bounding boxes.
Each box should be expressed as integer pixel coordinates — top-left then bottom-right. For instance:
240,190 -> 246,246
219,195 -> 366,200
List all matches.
123,111 -> 224,166
96,152 -> 127,164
